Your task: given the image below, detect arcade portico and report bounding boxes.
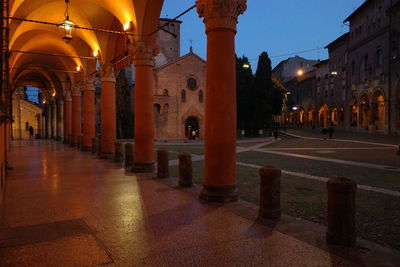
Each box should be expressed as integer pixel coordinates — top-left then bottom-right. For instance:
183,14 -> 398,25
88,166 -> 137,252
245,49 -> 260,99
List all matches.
1,0 -> 247,202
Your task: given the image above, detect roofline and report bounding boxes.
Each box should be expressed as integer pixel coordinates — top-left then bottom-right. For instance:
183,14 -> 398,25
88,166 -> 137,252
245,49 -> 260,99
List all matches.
313,59 -> 329,68
159,18 -> 183,24
344,0 -> 370,22
155,52 -> 206,71
325,33 -> 349,49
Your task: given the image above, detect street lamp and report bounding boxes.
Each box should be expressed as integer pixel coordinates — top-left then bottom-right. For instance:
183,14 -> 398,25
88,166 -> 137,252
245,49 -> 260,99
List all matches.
243,63 -> 250,69
59,0 -> 76,44
297,69 -> 304,76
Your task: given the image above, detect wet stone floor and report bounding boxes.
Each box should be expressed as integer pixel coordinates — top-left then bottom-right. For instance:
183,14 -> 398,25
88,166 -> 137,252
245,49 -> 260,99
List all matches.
0,140 -> 365,266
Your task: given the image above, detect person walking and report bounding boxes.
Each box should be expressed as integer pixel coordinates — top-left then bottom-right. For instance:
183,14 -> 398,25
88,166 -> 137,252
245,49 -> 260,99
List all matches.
29,126 -> 34,140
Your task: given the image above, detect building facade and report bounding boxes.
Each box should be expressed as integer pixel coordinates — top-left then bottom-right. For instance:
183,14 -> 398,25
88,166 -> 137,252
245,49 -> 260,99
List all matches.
279,0 -> 400,134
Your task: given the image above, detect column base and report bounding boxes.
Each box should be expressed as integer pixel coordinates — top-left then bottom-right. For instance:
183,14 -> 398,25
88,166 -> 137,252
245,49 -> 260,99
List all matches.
63,139 -> 70,144
132,162 -> 155,173
82,146 -> 92,151
199,185 -> 238,203
99,152 -> 114,159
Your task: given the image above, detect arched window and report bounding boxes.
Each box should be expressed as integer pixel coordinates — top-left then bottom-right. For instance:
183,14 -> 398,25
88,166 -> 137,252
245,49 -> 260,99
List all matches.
199,90 -> 204,103
154,104 -> 161,115
187,77 -> 198,90
181,90 -> 186,102
163,89 -> 169,96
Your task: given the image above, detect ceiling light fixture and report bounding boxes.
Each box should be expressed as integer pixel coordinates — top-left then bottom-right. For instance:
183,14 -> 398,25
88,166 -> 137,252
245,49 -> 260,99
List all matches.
59,0 -> 76,43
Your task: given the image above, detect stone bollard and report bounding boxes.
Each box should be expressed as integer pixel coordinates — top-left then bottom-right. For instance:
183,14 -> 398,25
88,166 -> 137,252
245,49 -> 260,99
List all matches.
259,166 -> 281,219
326,177 -> 357,247
157,150 -> 169,179
178,153 -> 192,187
124,143 -> 134,167
114,142 -> 124,163
92,138 -> 98,154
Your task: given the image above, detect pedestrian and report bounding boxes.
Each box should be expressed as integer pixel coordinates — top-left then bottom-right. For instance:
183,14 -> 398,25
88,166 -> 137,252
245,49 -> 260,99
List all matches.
273,129 -> 279,140
322,128 -> 328,140
328,126 -> 334,139
29,126 -> 34,140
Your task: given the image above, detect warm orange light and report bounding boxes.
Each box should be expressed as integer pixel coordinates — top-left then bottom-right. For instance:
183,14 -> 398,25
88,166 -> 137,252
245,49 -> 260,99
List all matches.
76,65 -> 81,72
93,50 -> 99,57
297,69 -> 304,76
123,21 -> 132,31
52,92 -> 56,97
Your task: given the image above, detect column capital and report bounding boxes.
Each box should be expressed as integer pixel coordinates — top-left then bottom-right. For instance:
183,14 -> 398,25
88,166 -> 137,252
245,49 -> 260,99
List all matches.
196,0 -> 247,33
129,41 -> 160,67
83,76 -> 97,91
71,83 -> 82,97
63,90 -> 72,101
99,64 -> 116,83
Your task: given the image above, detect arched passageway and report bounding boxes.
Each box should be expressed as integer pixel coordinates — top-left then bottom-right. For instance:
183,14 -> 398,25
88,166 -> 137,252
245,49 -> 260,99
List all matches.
185,116 -> 200,140
371,91 -> 386,132
319,104 -> 329,128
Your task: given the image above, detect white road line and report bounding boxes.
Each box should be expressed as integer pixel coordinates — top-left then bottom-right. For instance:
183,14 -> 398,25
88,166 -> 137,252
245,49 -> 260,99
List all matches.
253,148 -> 400,172
264,147 -> 394,151
286,132 -> 398,148
236,162 -> 400,197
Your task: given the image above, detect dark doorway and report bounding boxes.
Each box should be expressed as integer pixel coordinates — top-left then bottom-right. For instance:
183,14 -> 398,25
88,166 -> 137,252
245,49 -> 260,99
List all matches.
185,116 -> 199,139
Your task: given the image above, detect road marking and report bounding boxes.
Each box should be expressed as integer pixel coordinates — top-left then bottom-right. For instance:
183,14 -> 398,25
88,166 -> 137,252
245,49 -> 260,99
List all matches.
285,132 -> 398,148
236,162 -> 400,198
263,147 -> 394,151
253,149 -> 400,172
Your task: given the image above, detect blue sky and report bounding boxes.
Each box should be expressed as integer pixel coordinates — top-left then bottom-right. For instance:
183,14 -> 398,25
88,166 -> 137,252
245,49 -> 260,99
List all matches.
161,0 -> 365,68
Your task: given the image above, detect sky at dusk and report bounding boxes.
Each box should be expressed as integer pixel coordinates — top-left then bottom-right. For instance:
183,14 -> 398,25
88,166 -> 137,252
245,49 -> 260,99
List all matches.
161,0 -> 365,68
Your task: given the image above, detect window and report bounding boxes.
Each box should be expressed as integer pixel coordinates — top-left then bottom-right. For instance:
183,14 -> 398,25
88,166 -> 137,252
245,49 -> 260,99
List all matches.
163,89 -> 169,96
181,90 -> 186,102
351,61 -> 355,76
187,77 -> 198,90
199,90 -> 204,103
154,104 -> 161,115
377,48 -> 383,67
170,23 -> 175,34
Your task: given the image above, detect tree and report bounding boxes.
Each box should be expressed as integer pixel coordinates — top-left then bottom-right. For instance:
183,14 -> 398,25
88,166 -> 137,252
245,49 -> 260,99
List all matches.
271,76 -> 286,116
236,55 -> 253,131
115,69 -> 133,139
252,51 -> 274,133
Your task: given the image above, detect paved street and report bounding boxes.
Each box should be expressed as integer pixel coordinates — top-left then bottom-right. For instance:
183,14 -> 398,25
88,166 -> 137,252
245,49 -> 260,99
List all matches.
156,129 -> 400,250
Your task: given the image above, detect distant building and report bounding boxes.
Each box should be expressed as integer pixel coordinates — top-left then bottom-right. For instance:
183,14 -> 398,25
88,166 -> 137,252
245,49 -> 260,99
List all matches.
12,91 -> 43,140
273,56 -> 319,83
279,0 -> 400,134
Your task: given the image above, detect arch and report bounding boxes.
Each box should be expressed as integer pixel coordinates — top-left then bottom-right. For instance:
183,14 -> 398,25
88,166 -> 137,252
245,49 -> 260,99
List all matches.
199,90 -> 204,103
318,104 -> 329,128
185,116 -> 200,140
371,90 -> 386,131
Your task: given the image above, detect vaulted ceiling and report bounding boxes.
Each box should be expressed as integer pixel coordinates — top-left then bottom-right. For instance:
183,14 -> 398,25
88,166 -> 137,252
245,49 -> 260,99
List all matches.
9,0 -> 165,99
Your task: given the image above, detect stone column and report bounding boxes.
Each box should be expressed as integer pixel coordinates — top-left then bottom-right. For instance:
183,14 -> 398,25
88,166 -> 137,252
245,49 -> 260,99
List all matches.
71,84 -> 82,146
99,64 -> 116,158
82,77 -> 96,151
63,90 -> 72,144
57,98 -> 64,141
196,0 -> 247,202
130,41 -> 159,172
51,100 -> 57,139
